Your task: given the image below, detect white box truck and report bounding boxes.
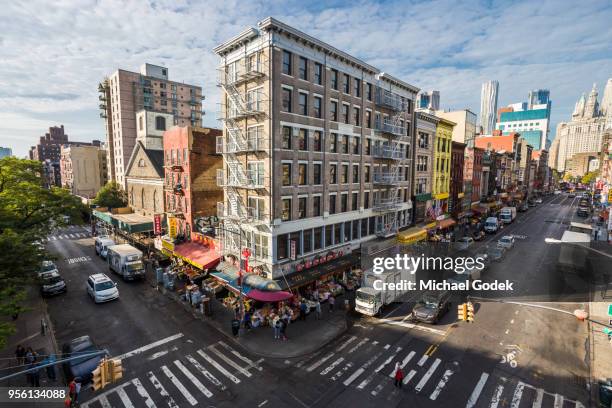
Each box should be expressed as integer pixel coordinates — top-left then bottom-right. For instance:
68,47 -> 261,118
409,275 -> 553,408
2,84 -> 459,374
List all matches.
499,207 -> 517,224
107,244 -> 145,281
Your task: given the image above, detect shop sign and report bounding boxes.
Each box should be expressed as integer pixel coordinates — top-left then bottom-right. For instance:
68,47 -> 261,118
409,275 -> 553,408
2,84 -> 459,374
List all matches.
416,193 -> 432,202
608,189 -> 612,204
290,240 -> 296,261
457,192 -> 465,199
434,192 -> 449,200
168,217 -> 177,238
154,214 -> 162,235
162,238 -> 175,252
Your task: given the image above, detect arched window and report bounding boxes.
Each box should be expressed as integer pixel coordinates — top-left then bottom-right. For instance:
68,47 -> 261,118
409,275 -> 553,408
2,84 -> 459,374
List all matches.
141,188 -> 145,209
155,116 -> 166,131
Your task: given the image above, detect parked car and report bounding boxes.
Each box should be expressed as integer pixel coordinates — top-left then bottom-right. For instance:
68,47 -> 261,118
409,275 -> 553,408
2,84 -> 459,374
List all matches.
94,236 -> 116,259
554,190 -> 561,195
39,270 -> 66,296
497,235 -> 515,249
456,237 -> 474,251
534,198 -> 543,204
411,290 -> 451,324
62,336 -> 108,383
487,245 -> 506,262
484,217 -> 500,233
39,261 -> 58,276
86,273 -> 119,303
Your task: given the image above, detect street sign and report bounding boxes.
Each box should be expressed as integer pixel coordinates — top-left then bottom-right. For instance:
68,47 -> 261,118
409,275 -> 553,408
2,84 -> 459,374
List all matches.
153,214 -> 162,235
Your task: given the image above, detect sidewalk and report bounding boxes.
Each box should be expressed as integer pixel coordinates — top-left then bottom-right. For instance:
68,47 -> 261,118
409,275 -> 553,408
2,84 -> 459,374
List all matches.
0,285 -> 61,387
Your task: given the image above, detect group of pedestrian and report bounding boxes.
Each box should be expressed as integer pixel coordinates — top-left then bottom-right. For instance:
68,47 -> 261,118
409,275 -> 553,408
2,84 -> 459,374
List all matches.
65,377 -> 82,407
272,315 -> 289,341
15,345 -> 46,387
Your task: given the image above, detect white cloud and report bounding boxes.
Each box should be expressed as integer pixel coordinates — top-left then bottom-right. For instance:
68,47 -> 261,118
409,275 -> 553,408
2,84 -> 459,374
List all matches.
0,0 -> 611,156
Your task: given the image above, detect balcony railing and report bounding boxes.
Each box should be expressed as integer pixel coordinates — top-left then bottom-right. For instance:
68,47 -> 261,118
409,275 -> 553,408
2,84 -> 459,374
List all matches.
375,88 -> 406,112
372,196 -> 400,212
374,119 -> 406,137
217,202 -> 267,225
373,170 -> 400,185
372,144 -> 405,160
217,169 -> 265,189
375,220 -> 398,238
216,135 -> 266,154
218,63 -> 266,87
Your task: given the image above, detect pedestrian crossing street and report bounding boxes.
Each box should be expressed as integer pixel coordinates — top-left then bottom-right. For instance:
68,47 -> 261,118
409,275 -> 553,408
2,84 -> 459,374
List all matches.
47,226 -> 92,241
292,334 -> 587,407
81,340 -> 264,408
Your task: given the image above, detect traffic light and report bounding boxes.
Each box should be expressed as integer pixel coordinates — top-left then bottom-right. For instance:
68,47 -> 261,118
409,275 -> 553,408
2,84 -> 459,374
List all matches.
466,302 -> 475,322
108,358 -> 123,383
457,303 -> 467,321
92,359 -> 109,391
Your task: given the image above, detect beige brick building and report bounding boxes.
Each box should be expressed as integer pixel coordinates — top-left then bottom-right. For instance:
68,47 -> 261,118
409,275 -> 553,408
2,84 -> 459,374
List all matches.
125,142 -> 165,217
214,17 -> 418,279
60,145 -> 106,198
413,112 -> 438,223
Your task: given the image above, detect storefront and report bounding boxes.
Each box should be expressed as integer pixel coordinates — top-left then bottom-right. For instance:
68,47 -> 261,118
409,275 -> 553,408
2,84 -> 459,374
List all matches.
414,193 -> 432,224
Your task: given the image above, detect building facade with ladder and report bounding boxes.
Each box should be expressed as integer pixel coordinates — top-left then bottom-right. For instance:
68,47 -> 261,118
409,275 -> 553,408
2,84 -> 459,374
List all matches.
214,17 -> 418,280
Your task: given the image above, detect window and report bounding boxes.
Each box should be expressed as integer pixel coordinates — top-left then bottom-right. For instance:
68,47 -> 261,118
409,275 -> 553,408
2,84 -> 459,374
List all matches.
281,198 -> 291,221
313,196 -> 321,216
417,155 -> 428,172
343,74 -> 350,93
364,191 -> 370,209
313,163 -> 322,184
282,50 -> 292,75
330,101 -> 338,121
282,163 -> 292,186
139,116 -> 143,130
298,197 -> 307,219
330,164 -> 337,183
329,194 -> 336,215
341,193 -> 348,212
342,104 -> 349,124
344,221 -> 351,242
331,69 -> 338,90
298,57 -> 308,80
352,164 -> 359,183
314,63 -> 322,85
303,229 -> 312,253
365,138 -> 371,155
298,128 -> 308,150
365,110 -> 372,128
335,223 -> 342,244
313,131 -> 322,152
314,227 -> 323,250
342,135 -> 349,154
352,192 -> 358,211
352,136 -> 360,154
298,163 -> 307,185
354,78 -> 361,97
155,116 -> 166,131
364,165 -> 371,182
366,83 -> 372,101
282,88 -> 292,112
418,132 -> 429,148
282,126 -> 292,149
341,164 -> 348,183
416,178 -> 427,194
313,96 -> 322,118
277,234 -> 288,260
330,133 -> 338,153
353,107 -> 361,126
298,92 -> 308,115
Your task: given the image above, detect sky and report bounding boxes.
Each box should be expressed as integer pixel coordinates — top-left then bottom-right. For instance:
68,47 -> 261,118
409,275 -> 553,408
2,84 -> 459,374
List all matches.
1,0 -> 611,157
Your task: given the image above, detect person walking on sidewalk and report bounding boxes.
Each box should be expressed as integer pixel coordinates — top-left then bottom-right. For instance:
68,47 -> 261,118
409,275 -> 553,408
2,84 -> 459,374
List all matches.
299,301 -> 307,321
393,362 -> 404,388
272,316 -> 281,339
280,318 -> 288,341
329,295 -> 335,312
315,300 -> 322,320
15,344 -> 25,366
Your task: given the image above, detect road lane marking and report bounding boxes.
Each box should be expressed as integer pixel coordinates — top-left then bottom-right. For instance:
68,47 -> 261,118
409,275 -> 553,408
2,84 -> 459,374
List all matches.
430,368 -> 454,400
414,358 -> 441,392
377,317 -> 447,335
383,344 -> 391,350
258,400 -> 268,407
306,352 -> 335,372
208,344 -> 253,377
161,365 -> 197,405
532,387 -> 544,408
466,373 -> 489,408
185,354 -> 226,390
331,362 -> 353,381
148,371 -> 179,408
390,350 -> 416,377
336,335 -> 357,351
510,381 -> 525,408
553,394 -> 563,408
348,337 -> 369,354
402,369 -> 417,385
320,357 -> 344,376
344,348 -> 385,386
217,341 -> 263,371
197,349 -> 240,384
174,360 -> 213,398
343,368 -> 364,386
361,346 -> 403,391
115,333 -> 184,360
489,385 -> 504,408
98,395 -> 111,408
117,388 -> 134,408
417,354 -> 429,366
132,378 -> 156,408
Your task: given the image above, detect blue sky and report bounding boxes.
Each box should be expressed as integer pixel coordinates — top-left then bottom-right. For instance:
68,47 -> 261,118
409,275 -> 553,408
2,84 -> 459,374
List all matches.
1,0 -> 611,157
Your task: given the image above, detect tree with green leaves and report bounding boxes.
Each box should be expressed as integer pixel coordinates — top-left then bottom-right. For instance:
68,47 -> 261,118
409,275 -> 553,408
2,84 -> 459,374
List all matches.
93,181 -> 127,209
581,171 -> 598,185
0,157 -> 84,349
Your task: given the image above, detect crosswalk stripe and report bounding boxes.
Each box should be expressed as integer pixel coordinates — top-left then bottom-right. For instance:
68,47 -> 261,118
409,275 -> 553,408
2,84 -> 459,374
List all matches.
532,388 -> 544,408
354,350 -> 387,389
371,380 -> 388,396
430,369 -> 454,400
185,354 -> 226,390
148,371 -> 179,408
466,373 -> 489,408
69,233 -> 75,238
306,352 -> 335,372
197,349 -> 241,383
390,350 -> 416,378
489,385 -> 504,408
117,388 -> 134,408
132,378 -> 156,408
402,369 -> 417,385
174,360 -> 213,398
320,357 -> 344,376
336,335 -> 357,351
296,349 -> 324,368
343,368 -> 365,386
348,337 -> 369,354
98,395 -> 111,408
375,347 -> 401,373
417,354 -> 429,367
217,341 -> 263,371
161,365 -> 197,405
553,394 -> 563,408
414,358 -> 441,393
208,344 -> 253,377
383,344 -> 391,350
510,382 -> 525,408
51,236 -> 57,241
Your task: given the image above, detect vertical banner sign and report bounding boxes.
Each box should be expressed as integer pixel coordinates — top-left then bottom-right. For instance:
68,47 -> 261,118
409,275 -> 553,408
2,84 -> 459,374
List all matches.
608,208 -> 612,232
153,214 -> 162,235
290,240 -> 296,261
168,217 -> 177,238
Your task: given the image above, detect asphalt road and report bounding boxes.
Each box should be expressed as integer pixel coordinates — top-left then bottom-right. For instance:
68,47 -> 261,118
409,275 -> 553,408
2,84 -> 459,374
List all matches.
44,194 -> 601,408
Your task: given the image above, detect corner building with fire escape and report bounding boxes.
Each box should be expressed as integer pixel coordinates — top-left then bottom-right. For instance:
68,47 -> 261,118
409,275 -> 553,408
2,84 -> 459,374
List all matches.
214,17 -> 418,280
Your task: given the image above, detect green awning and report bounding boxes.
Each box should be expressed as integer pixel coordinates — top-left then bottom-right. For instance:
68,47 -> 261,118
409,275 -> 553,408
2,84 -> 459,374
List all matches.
112,213 -> 154,233
92,210 -> 118,226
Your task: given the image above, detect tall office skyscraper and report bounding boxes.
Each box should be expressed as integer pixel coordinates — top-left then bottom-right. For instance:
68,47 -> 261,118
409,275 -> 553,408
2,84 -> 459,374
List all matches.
480,80 -> 499,135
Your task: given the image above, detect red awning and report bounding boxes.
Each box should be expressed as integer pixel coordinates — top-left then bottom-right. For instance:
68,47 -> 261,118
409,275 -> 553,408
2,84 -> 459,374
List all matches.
437,218 -> 456,230
173,242 -> 221,270
246,289 -> 294,302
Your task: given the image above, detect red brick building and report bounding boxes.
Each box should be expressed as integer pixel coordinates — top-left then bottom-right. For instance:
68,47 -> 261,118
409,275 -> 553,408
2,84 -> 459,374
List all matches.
472,147 -> 484,203
450,141 -> 466,217
164,126 -> 223,241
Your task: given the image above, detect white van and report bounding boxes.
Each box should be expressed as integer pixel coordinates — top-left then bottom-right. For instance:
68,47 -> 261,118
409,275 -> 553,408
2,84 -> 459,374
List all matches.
484,217 -> 499,233
94,236 -> 116,259
86,273 -> 119,303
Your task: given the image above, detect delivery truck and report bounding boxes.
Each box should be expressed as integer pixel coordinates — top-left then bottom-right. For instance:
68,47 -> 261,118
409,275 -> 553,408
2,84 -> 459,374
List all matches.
107,244 -> 145,281
499,207 -> 517,224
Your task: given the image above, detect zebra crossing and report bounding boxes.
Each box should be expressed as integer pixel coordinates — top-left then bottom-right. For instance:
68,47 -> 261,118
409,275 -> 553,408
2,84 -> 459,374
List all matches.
47,226 -> 92,241
292,334 -> 587,407
81,340 -> 264,408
